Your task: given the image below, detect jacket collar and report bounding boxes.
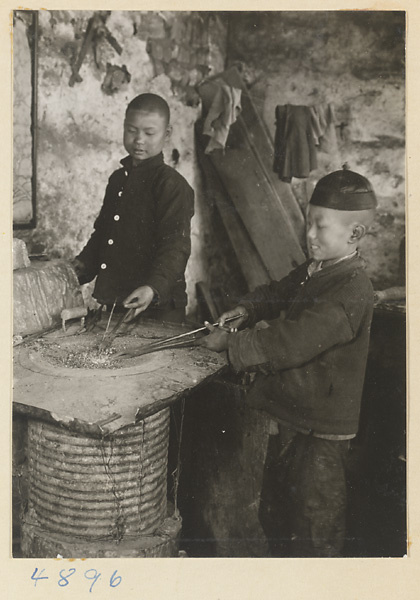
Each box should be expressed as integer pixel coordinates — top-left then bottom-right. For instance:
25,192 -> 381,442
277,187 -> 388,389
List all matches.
120,152 -> 164,173
307,252 -> 365,280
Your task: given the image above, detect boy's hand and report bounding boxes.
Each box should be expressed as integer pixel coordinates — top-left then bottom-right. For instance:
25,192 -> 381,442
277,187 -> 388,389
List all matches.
199,322 -> 229,353
123,286 -> 155,320
218,305 -> 248,329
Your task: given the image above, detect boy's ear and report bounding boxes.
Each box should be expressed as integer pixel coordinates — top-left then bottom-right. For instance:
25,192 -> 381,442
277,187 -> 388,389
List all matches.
350,224 -> 366,243
165,124 -> 173,140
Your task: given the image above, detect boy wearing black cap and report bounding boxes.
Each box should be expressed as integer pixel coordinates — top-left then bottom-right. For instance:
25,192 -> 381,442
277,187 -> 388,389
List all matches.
201,169 -> 377,557
73,93 -> 194,322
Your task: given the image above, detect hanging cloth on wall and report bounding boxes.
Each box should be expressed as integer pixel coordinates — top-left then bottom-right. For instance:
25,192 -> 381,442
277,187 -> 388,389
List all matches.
203,82 -> 242,154
308,102 -> 338,153
273,103 -> 338,182
273,105 -> 317,182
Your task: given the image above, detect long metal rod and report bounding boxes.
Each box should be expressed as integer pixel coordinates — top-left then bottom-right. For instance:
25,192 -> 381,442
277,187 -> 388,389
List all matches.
98,307 -> 136,351
140,314 -> 245,347
120,338 -> 199,359
117,314 -> 245,358
153,313 -> 245,344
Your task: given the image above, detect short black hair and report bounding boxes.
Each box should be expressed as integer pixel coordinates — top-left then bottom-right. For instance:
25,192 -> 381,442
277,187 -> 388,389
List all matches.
126,93 -> 170,124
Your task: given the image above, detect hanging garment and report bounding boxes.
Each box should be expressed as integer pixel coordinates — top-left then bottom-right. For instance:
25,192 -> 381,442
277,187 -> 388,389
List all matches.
273,105 -> 317,182
309,102 -> 338,153
203,82 -> 242,154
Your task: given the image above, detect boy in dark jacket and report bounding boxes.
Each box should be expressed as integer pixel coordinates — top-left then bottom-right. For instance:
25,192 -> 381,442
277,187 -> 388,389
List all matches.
73,93 -> 194,322
201,169 -> 377,557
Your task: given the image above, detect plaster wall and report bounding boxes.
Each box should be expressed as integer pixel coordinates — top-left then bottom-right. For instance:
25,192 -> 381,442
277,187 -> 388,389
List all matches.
228,11 -> 405,289
13,13 -> 33,224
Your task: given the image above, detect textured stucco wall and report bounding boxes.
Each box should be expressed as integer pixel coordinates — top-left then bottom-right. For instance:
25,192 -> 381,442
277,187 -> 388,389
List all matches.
15,10 -> 228,315
228,11 -> 405,289
13,13 -> 34,224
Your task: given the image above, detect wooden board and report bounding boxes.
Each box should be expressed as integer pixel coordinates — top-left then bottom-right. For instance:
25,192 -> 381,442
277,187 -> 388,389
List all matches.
196,130 -> 271,291
197,68 -> 306,283
214,67 -> 305,241
199,66 -> 306,248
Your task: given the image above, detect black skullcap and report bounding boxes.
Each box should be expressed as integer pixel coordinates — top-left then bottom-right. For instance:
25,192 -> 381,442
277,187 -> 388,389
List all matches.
310,169 -> 377,211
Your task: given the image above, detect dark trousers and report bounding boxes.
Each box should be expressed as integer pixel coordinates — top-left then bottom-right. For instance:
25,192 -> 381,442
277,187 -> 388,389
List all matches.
259,426 -> 350,557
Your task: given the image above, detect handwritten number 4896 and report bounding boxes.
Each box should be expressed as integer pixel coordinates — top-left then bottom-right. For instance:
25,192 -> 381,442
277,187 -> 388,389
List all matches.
31,567 -> 122,591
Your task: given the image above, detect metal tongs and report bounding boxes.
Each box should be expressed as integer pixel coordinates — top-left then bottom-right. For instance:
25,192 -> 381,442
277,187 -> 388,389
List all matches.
98,307 -> 136,352
116,314 -> 245,359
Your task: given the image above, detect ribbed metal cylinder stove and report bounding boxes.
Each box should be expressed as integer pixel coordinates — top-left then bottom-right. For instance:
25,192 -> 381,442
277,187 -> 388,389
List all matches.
19,335 -> 182,558
22,409 -> 181,558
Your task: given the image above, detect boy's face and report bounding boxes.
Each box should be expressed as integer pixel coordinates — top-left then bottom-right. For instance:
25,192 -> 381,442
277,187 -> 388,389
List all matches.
306,204 -> 355,262
123,109 -> 171,165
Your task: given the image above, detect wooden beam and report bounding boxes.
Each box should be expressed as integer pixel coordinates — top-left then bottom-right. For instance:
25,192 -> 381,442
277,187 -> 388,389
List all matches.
199,66 -> 306,247
198,69 -> 306,282
196,132 -> 271,291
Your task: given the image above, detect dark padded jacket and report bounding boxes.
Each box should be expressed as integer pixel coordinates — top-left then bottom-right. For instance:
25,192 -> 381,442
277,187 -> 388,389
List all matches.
228,254 -> 374,436
76,153 -> 194,307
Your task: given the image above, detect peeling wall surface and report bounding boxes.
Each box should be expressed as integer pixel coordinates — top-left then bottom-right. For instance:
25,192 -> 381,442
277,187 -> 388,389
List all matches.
16,10 -> 228,315
13,13 -> 34,225
228,11 -> 405,288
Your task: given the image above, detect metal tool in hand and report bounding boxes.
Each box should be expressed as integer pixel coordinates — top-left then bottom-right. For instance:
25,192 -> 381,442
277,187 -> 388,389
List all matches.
98,307 -> 136,352
117,314 -> 245,359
